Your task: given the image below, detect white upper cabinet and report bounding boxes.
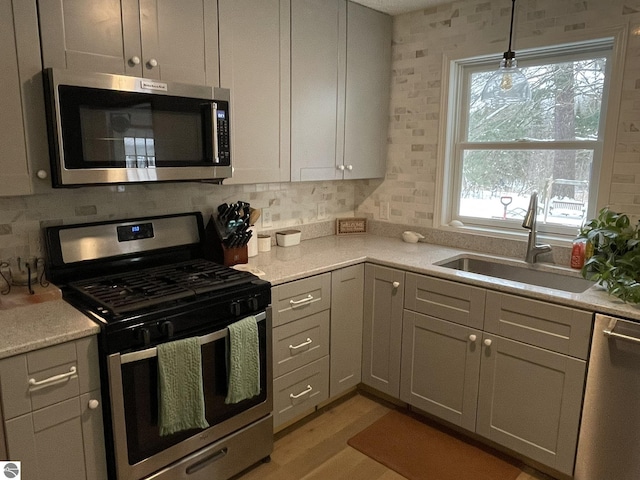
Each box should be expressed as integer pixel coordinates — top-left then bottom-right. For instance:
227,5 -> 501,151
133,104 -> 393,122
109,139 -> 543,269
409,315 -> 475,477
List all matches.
290,0 -> 391,181
0,0 -> 31,196
290,0 -> 345,181
219,0 -> 290,184
39,0 -> 219,86
0,0 -> 50,197
344,1 -> 391,179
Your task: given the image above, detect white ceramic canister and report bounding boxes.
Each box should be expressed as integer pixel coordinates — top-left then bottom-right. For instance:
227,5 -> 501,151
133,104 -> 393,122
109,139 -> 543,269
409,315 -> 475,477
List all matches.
258,234 -> 271,252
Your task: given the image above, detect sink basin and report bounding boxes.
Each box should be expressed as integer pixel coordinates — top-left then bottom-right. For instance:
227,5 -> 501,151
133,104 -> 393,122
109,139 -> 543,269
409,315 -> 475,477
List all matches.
435,255 -> 594,293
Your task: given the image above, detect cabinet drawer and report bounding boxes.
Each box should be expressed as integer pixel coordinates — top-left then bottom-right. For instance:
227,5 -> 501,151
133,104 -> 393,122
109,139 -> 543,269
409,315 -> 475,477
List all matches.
273,310 -> 330,377
0,336 -> 99,419
484,292 -> 592,359
405,273 -> 486,329
273,356 -> 329,428
272,273 -> 331,326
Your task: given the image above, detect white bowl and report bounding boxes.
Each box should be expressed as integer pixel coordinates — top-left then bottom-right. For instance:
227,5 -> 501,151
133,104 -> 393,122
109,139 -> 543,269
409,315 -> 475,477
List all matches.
402,231 -> 424,243
276,229 -> 301,247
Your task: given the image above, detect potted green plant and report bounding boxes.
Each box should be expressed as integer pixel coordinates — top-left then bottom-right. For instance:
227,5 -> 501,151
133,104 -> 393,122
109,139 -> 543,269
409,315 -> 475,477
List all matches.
579,207 -> 640,303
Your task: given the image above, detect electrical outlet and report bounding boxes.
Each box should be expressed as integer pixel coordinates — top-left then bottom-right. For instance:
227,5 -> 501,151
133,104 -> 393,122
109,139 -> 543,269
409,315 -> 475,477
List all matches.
380,201 -> 390,220
262,208 -> 273,228
317,203 -> 327,220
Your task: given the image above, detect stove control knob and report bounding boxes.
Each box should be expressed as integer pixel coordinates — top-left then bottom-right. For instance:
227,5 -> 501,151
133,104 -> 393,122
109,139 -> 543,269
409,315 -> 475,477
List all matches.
160,321 -> 175,338
136,327 -> 151,346
247,297 -> 259,311
230,301 -> 241,316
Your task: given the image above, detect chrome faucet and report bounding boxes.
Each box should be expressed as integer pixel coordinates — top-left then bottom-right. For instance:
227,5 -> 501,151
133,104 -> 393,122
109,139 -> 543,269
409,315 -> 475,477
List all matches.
522,192 -> 551,263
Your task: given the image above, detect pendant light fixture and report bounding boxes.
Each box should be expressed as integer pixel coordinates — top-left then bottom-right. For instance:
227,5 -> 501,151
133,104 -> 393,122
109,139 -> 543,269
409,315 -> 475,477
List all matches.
481,0 -> 531,106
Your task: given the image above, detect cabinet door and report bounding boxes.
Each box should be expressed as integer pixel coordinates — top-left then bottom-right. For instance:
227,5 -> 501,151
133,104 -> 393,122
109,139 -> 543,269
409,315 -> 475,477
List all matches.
5,398 -> 88,480
330,264 -> 364,398
476,334 -> 586,476
0,0 -> 31,196
39,0 -> 136,75
400,311 -> 481,431
140,0 -> 219,85
290,0 -> 345,181
362,264 -> 404,398
343,2 -> 391,179
80,391 -> 108,480
219,0 -> 290,184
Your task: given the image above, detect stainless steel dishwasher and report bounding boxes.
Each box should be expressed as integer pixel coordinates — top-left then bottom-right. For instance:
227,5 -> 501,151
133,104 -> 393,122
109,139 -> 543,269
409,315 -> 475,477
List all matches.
575,313 -> 640,479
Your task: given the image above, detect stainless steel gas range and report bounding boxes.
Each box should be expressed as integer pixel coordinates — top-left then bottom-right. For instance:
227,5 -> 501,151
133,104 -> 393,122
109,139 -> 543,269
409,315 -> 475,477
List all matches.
45,212 -> 273,480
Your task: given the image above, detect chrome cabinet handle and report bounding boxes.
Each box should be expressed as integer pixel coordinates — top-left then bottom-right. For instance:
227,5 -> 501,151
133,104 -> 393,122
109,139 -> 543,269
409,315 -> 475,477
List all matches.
289,338 -> 313,351
289,294 -> 313,306
603,319 -> 640,345
29,366 -> 77,389
290,385 -> 313,399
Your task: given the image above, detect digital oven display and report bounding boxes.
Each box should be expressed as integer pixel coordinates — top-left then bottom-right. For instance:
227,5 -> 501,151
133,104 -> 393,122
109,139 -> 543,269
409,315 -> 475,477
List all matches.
117,222 -> 154,242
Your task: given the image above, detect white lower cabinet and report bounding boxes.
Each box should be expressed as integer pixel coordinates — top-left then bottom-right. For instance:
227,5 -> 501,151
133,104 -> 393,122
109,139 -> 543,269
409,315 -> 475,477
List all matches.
271,273 -> 331,429
0,336 -> 106,480
273,356 -> 330,427
271,265 -> 364,428
401,272 -> 591,477
400,311 -> 481,432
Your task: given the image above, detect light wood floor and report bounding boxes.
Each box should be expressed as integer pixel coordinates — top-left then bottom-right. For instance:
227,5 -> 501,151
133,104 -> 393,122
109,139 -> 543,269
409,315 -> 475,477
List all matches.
234,393 -> 556,480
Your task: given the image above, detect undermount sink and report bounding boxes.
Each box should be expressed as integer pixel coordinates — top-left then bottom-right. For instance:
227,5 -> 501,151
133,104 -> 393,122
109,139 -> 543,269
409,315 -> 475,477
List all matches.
435,255 -> 595,293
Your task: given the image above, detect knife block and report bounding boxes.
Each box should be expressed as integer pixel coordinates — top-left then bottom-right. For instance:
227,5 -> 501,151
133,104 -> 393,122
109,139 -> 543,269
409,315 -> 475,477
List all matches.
204,216 -> 248,266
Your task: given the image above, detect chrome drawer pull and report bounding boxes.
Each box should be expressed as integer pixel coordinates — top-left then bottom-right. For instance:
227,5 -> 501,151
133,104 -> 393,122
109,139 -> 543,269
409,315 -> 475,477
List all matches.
290,384 -> 313,399
29,366 -> 77,389
603,319 -> 640,345
289,338 -> 313,351
289,294 -> 313,306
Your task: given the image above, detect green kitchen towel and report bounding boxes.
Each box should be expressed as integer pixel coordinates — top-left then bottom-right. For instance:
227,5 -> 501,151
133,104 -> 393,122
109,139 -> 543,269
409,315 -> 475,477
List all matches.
225,315 -> 261,404
157,337 -> 209,436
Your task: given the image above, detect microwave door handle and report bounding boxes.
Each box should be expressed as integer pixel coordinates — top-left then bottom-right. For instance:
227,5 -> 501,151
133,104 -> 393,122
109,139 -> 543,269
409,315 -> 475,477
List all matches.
119,311 -> 266,364
212,102 -> 220,163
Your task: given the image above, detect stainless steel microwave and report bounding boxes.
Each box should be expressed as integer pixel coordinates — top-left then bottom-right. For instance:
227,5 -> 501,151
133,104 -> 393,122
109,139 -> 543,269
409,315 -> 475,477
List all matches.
43,68 -> 232,187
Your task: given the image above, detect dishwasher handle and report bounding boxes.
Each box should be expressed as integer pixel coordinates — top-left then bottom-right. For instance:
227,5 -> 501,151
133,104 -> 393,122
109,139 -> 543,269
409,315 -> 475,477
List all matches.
603,317 -> 640,345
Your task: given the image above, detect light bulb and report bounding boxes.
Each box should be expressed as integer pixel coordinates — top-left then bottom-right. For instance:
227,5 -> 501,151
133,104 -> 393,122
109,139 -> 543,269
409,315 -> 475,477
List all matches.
500,73 -> 513,91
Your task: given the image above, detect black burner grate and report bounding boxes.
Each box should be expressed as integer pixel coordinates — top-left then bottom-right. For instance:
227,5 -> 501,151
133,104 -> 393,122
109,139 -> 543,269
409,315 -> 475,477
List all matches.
68,259 -> 255,314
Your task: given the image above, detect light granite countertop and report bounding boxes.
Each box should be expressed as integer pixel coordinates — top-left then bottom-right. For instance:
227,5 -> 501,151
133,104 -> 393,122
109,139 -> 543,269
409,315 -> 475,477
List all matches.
0,298 -> 99,360
248,234 -> 640,322
2,233 -> 640,360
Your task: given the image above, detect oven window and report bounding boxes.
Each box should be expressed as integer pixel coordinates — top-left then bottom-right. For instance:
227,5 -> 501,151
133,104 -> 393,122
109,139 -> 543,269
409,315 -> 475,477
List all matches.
58,85 -> 214,168
120,321 -> 268,465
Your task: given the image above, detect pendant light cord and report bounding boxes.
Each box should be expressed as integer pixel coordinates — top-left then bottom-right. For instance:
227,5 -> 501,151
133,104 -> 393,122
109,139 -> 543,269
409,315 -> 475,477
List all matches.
506,0 -> 516,58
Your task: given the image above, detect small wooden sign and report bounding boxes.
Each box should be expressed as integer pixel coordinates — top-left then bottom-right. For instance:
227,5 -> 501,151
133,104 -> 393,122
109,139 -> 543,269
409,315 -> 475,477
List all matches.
336,218 -> 367,235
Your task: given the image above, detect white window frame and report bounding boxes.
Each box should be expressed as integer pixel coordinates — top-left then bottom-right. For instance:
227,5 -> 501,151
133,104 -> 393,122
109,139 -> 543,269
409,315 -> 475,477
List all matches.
437,30 -> 626,242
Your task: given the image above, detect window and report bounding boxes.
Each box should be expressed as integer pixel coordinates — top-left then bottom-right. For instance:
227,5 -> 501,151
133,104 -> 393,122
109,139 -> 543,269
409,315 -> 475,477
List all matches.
445,39 -> 614,236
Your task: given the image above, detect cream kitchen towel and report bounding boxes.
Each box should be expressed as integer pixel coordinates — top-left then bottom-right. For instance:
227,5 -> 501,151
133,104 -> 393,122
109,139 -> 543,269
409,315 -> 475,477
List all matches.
225,315 -> 261,404
157,337 -> 209,436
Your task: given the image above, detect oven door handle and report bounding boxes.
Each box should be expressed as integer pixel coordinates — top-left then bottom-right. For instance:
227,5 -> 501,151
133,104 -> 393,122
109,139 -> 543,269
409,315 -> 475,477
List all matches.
119,311 -> 266,365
